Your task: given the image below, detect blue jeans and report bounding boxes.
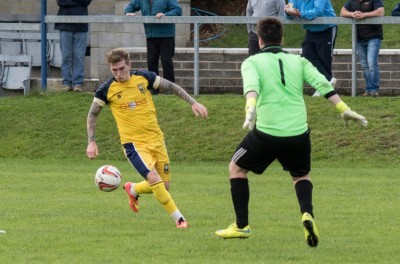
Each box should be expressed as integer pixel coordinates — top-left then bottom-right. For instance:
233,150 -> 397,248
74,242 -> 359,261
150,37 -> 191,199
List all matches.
356,38 -> 381,93
59,31 -> 87,87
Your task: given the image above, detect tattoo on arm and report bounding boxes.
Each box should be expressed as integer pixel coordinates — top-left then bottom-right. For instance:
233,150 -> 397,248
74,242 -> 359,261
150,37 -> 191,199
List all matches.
87,101 -> 102,142
159,78 -> 197,105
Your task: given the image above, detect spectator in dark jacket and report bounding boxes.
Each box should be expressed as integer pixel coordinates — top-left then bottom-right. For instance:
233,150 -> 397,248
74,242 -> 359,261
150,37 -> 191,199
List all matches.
341,0 -> 384,97
392,3 -> 400,16
55,0 -> 92,92
125,0 -> 182,86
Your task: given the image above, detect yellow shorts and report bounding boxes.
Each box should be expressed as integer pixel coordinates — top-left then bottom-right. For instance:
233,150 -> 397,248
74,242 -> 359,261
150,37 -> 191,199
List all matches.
122,141 -> 171,182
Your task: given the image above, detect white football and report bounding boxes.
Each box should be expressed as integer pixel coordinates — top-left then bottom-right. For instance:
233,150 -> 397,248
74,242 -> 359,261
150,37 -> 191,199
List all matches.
95,165 -> 122,192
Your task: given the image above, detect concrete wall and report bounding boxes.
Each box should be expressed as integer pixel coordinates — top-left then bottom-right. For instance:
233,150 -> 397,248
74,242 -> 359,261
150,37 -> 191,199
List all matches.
0,0 -> 191,82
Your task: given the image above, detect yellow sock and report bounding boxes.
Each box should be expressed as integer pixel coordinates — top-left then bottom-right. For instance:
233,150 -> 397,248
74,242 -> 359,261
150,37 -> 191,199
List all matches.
151,181 -> 178,215
134,180 -> 152,194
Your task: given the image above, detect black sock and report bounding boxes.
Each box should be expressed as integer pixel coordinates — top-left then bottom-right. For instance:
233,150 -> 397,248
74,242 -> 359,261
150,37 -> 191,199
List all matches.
230,178 -> 249,228
295,180 -> 314,217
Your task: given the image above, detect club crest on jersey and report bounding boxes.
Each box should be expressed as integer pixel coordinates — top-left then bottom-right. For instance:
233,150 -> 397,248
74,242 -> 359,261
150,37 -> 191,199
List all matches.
164,163 -> 170,174
138,83 -> 146,94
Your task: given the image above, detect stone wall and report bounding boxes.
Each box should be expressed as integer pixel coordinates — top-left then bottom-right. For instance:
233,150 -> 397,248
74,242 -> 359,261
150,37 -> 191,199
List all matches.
121,47 -> 400,96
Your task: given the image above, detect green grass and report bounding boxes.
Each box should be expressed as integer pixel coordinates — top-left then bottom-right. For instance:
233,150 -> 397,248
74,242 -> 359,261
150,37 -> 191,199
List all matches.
1,92 -> 399,162
1,93 -> 400,263
206,0 -> 400,49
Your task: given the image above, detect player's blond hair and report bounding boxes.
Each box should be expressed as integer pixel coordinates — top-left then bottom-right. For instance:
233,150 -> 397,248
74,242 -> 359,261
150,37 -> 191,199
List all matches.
106,48 -> 130,65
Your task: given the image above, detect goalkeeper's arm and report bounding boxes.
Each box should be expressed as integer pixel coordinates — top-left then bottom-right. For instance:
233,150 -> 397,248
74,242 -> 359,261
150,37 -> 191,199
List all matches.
242,91 -> 258,130
325,92 -> 368,127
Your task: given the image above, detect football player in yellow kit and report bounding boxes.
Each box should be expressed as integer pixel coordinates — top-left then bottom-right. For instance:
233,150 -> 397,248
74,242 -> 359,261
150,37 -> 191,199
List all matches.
86,48 -> 208,228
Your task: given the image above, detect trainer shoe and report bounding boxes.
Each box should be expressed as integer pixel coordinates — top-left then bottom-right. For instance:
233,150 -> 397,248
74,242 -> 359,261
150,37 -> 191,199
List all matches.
302,213 -> 319,247
215,223 -> 251,239
176,217 -> 188,229
312,78 -> 336,97
311,91 -> 321,97
62,85 -> 73,92
123,182 -> 139,213
330,77 -> 337,88
371,91 -> 379,97
73,85 -> 82,92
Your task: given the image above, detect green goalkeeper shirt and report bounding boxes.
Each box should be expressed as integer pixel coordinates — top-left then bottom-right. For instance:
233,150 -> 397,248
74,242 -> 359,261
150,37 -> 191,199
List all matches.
241,46 -> 334,137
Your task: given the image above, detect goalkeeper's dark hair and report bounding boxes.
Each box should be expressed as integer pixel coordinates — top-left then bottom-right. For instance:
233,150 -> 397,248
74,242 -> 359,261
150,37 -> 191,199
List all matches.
255,18 -> 283,46
106,48 -> 130,65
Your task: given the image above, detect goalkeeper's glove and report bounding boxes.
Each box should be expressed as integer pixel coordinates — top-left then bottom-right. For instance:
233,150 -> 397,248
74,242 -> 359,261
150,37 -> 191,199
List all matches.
335,101 -> 368,127
242,97 -> 256,130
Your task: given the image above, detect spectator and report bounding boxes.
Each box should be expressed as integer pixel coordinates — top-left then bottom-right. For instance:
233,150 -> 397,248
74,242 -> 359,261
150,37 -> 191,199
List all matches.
125,0 -> 182,88
340,0 -> 384,97
246,0 -> 285,56
392,3 -> 400,16
55,0 -> 92,92
285,0 -> 338,97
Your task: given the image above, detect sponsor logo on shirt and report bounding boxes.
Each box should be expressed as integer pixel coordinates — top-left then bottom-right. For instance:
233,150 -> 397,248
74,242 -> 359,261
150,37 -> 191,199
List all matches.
119,98 -> 147,109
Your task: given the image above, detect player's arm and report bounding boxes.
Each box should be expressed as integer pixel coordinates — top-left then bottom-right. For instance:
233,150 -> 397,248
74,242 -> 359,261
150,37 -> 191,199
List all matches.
242,91 -> 257,130
86,100 -> 103,159
157,77 -> 208,117
326,93 -> 368,127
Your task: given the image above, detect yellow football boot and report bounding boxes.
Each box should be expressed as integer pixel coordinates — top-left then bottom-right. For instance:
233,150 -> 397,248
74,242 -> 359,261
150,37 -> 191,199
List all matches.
302,212 -> 319,247
215,223 -> 251,239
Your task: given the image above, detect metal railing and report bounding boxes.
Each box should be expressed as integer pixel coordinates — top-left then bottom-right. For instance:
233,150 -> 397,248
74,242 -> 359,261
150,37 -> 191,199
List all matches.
41,15 -> 400,96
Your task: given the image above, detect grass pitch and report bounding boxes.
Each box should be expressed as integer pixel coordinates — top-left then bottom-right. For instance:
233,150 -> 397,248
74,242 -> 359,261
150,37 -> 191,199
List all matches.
0,159 -> 399,263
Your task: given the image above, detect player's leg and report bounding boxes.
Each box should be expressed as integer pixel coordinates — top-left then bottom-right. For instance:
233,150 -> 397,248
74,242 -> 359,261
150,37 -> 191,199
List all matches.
216,129 -> 273,239
151,141 -> 186,228
278,130 -> 319,247
293,175 -> 319,247
154,141 -> 171,191
146,170 -> 187,228
122,142 -> 155,212
215,162 -> 251,239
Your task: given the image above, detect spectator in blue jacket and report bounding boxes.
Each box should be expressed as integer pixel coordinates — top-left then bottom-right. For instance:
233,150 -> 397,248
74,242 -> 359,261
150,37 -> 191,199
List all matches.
55,0 -> 92,92
125,0 -> 182,86
285,0 -> 338,97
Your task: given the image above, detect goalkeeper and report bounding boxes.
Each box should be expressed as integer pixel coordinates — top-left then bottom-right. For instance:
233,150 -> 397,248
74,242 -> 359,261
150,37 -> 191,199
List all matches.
215,17 -> 367,247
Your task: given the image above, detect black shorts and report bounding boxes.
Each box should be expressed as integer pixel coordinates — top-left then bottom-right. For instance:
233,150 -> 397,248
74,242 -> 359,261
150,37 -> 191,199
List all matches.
232,128 -> 311,177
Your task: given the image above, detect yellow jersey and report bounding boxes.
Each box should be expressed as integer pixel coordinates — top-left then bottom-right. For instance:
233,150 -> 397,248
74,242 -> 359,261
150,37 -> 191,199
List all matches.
94,70 -> 164,144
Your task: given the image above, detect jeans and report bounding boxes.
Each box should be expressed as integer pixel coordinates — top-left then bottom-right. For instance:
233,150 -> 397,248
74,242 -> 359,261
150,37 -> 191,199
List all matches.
59,31 -> 87,87
356,38 -> 381,93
